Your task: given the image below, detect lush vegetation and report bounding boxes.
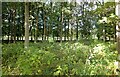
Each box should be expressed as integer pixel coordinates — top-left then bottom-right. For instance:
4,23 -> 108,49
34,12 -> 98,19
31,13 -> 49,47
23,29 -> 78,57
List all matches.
2,2 -> 119,43
2,41 -> 118,75
2,0 -> 120,76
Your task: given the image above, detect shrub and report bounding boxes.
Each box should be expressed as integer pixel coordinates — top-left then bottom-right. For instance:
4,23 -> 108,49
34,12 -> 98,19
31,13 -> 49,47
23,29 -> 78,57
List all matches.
2,41 -> 117,75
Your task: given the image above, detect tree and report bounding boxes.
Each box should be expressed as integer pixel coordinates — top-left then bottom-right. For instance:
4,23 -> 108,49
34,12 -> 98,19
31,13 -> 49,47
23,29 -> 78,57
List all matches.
2,1 -> 118,43
60,3 -> 63,42
24,2 -> 29,48
43,3 -> 46,40
116,0 -> 120,72
13,3 -> 16,43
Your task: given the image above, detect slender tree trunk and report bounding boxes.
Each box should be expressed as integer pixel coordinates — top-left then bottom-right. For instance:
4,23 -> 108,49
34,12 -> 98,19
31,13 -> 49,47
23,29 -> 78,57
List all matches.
76,17 -> 78,41
75,0 -> 78,40
34,16 -> 38,43
10,10 -> 13,42
44,15 -> 46,40
8,15 -> 11,43
115,25 -> 117,42
70,26 -> 73,41
60,3 -> 63,43
13,4 -> 16,43
41,5 -> 43,41
24,2 -> 29,48
47,26 -> 49,40
105,25 -> 107,42
116,0 -> 120,74
34,10 -> 39,43
68,18 -> 69,41
43,3 -> 46,40
50,2 -> 54,41
82,2 -> 85,40
42,34 -> 43,40
29,3 -> 32,41
65,19 -> 67,41
117,25 -> 120,53
21,4 -> 24,41
30,23 -> 33,41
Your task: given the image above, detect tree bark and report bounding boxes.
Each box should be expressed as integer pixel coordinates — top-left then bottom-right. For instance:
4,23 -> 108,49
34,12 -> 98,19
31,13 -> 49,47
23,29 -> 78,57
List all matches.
115,25 -> 117,42
65,19 -> 67,41
34,16 -> 38,43
10,10 -> 13,42
43,3 -> 46,40
13,4 -> 16,43
34,9 -> 39,43
115,0 -> 120,74
24,2 -> 29,48
76,16 -> 78,41
60,3 -> 63,43
68,18 -> 69,41
8,13 -> 11,43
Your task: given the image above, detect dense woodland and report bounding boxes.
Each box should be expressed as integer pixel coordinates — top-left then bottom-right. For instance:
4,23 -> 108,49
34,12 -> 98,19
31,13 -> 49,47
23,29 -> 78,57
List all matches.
2,2 -> 119,43
2,1 -> 120,75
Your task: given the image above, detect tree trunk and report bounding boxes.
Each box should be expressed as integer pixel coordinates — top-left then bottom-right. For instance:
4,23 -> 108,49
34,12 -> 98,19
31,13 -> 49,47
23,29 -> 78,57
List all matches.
116,0 -> 120,74
50,2 -> 54,41
8,14 -> 11,43
70,26 -> 73,41
24,2 -> 29,48
34,10 -> 39,43
21,4 -> 24,41
113,23 -> 116,42
60,3 -> 63,43
44,14 -> 46,40
13,4 -> 16,43
76,17 -> 78,41
43,3 -> 46,41
65,19 -> 67,41
68,18 -> 69,41
34,16 -> 38,43
10,10 -> 13,43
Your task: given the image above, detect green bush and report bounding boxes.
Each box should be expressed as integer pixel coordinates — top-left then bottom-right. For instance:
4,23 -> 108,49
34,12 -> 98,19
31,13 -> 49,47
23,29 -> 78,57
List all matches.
2,41 -> 118,75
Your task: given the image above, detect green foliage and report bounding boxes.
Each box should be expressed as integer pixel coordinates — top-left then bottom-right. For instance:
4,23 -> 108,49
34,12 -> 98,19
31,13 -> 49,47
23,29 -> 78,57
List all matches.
2,41 -> 117,75
48,36 -> 54,43
2,2 -> 118,41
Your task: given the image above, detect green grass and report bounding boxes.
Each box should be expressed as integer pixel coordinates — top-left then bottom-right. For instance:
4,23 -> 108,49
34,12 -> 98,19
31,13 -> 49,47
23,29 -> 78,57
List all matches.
2,41 -> 118,75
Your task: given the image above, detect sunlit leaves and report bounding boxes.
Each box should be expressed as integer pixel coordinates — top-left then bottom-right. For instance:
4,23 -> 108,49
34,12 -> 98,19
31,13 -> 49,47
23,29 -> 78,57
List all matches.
2,41 -> 117,75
